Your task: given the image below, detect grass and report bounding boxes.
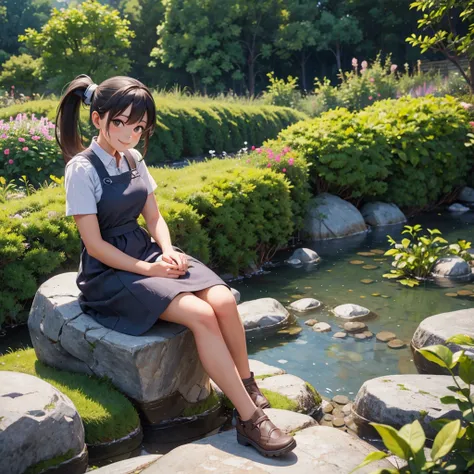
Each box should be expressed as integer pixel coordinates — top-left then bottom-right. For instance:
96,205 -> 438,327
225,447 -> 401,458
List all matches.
261,389 -> 299,412
182,390 -> 220,417
0,348 -> 140,444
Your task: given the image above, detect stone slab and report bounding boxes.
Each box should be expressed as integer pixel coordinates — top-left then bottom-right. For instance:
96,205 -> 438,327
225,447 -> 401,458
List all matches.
92,454 -> 161,474
249,360 -> 286,377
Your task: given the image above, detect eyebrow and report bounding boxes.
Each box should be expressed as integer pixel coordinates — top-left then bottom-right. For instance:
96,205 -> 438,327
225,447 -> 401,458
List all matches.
115,114 -> 147,125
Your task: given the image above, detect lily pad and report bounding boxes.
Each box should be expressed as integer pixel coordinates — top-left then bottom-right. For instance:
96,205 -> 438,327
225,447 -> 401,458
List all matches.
374,258 -> 387,262
362,265 -> 379,270
381,295 -> 390,299
457,290 -> 473,296
360,279 -> 374,284
371,293 -> 381,297
445,293 -> 458,297
350,260 -> 365,265
357,252 -> 375,257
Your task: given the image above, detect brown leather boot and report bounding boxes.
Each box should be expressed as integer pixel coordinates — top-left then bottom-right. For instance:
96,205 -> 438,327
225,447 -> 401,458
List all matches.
236,408 -> 296,457
242,372 -> 271,409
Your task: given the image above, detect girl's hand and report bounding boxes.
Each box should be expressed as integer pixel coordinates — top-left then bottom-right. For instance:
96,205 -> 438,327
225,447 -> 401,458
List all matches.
161,249 -> 189,272
146,261 -> 186,278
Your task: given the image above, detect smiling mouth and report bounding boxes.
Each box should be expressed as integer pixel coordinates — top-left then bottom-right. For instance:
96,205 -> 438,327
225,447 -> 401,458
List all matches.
118,139 -> 131,146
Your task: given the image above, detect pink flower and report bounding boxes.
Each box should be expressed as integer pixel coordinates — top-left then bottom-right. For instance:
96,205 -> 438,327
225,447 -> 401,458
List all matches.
256,148 -> 262,153
267,163 -> 272,168
282,146 -> 290,154
22,147 -> 28,151
369,96 -> 373,100
8,159 -> 13,164
470,121 -> 474,128
282,168 -> 287,173
3,148 -> 9,155
369,78 -> 375,83
0,133 -> 7,139
32,135 -> 40,141
246,159 -> 251,163
288,158 -> 294,166
361,61 -> 368,70
377,93 -> 381,97
351,58 -> 358,69
275,156 -> 281,163
251,145 -> 255,150
390,64 -> 398,73
460,101 -> 473,110
18,137 -> 25,142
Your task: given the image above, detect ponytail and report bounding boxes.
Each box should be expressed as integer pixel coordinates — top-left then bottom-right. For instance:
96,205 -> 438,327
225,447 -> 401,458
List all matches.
55,74 -> 94,163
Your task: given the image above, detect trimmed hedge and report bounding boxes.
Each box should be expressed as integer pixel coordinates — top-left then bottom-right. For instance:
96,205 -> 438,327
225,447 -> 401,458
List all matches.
0,97 -> 306,167
277,95 -> 473,208
1,158 -> 295,327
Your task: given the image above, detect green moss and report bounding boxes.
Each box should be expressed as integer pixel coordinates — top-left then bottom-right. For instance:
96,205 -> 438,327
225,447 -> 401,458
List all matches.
254,374 -> 277,381
418,390 -> 430,396
0,348 -> 140,444
382,379 -> 392,383
43,402 -> 55,411
24,449 -> 75,474
261,389 -> 299,412
397,383 -> 409,391
182,390 -> 220,417
305,382 -> 322,406
419,410 -> 428,420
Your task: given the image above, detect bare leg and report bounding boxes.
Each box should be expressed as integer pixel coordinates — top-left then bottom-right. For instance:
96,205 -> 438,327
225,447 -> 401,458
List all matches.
160,292 -> 256,420
194,285 -> 251,379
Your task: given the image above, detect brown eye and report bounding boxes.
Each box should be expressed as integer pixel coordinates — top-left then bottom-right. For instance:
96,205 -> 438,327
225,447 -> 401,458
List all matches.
134,126 -> 144,134
112,119 -> 123,127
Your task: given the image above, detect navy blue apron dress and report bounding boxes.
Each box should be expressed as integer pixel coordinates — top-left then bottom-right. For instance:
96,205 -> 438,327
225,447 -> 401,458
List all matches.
76,148 -> 229,336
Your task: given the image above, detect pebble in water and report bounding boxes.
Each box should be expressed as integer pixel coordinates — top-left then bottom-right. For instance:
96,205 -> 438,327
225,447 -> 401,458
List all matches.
332,417 -> 345,428
277,327 -> 303,336
354,333 -> 368,340
445,293 -> 458,297
333,332 -> 347,339
360,279 -> 374,284
362,331 -> 374,338
304,319 -> 318,327
343,322 -> 367,333
350,260 -> 365,265
457,290 -> 473,296
376,331 -> 397,342
362,265 -> 379,270
278,359 -> 288,364
357,252 -> 376,257
388,339 -> 407,349
332,395 -> 350,405
371,293 -> 381,297
313,322 -> 332,333
370,249 -> 386,255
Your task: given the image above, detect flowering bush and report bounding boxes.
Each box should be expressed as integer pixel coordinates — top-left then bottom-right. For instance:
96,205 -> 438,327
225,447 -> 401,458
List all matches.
0,114 -> 63,185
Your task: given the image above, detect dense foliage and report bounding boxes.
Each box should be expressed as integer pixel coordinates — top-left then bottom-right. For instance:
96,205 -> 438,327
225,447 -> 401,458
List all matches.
277,95 -> 473,207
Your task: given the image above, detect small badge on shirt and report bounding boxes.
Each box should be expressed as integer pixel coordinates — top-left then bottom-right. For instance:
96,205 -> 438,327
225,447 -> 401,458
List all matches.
103,177 -> 113,185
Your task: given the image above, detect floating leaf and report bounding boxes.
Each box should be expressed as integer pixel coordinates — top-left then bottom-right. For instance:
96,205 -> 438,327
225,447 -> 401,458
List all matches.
361,279 -> 374,284
362,265 -> 379,270
357,252 -> 375,257
350,260 -> 365,265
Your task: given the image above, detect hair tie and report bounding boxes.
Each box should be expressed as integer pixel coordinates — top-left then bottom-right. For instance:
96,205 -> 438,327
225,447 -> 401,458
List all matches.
83,84 -> 98,105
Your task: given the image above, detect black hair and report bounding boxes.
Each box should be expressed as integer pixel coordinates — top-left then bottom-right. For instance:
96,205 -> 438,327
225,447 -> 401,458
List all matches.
55,74 -> 156,162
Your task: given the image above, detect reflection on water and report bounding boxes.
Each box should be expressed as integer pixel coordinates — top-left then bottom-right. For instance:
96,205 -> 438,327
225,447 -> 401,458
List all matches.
236,211 -> 474,398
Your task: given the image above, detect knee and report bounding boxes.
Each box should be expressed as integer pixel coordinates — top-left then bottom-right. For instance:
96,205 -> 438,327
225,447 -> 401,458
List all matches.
189,303 -> 220,334
209,288 -> 237,315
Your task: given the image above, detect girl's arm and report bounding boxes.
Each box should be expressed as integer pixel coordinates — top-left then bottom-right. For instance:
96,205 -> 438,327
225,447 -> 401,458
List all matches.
141,193 -> 188,272
75,213 -> 184,278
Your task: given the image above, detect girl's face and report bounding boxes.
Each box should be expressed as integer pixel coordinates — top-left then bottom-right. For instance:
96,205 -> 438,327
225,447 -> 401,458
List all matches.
93,104 -> 147,153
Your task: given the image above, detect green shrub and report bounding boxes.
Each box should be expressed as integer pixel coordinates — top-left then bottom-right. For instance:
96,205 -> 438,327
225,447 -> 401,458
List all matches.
151,159 -> 294,274
361,95 -> 472,207
277,107 -> 391,201
0,54 -> 43,96
262,72 -> 301,108
0,114 -> 63,185
0,97 -> 306,168
0,348 -> 140,444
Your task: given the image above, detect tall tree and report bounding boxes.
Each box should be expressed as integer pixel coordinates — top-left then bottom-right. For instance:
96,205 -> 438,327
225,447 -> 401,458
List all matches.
0,0 -> 52,62
275,0 -> 322,90
237,0 -> 285,96
151,0 -> 243,93
317,1 -> 363,72
407,0 -> 474,92
20,0 -> 134,90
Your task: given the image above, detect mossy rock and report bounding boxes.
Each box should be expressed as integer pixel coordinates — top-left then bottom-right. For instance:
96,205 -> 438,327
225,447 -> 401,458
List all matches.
0,348 -> 140,445
182,390 -> 221,417
220,388 -> 300,412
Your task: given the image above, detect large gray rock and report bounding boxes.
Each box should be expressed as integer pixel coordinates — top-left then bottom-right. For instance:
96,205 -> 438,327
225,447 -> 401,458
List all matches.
28,273 -> 212,424
411,308 -> 474,375
333,304 -> 371,321
448,203 -> 470,213
258,374 -> 320,414
0,371 -> 86,474
238,298 -> 291,334
458,187 -> 474,203
91,455 -> 161,474
249,359 -> 286,377
264,408 -> 317,433
431,256 -> 472,281
142,425 -> 394,473
304,193 -> 367,240
353,374 -> 463,439
289,248 -> 321,263
361,202 -> 407,227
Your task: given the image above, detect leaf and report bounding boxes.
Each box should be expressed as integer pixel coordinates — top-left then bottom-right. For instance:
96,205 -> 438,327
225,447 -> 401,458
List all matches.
450,350 -> 465,368
431,419 -> 461,462
350,451 -> 389,472
446,334 -> 474,347
417,345 -> 453,369
371,423 -> 412,460
399,420 -> 426,453
459,356 -> 474,385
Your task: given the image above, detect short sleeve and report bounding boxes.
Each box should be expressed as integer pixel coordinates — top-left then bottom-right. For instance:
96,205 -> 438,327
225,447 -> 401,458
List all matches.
65,159 -> 98,216
132,149 -> 157,195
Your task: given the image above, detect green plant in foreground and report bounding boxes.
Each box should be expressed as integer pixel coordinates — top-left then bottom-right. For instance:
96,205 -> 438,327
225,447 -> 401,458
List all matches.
383,225 -> 473,287
353,334 -> 474,473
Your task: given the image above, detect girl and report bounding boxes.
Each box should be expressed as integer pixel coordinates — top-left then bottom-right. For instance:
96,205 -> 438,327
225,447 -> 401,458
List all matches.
57,74 -> 296,457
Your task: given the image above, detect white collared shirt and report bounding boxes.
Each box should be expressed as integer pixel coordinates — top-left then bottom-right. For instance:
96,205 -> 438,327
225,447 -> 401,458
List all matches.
65,138 -> 158,216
